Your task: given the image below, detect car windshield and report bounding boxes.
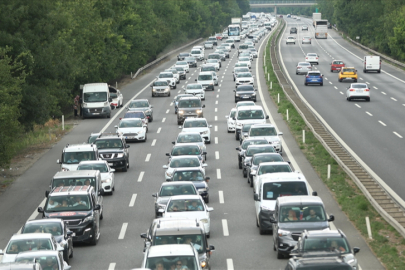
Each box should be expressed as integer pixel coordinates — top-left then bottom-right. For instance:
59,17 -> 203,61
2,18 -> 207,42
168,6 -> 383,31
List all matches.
250,127 -> 277,136
198,74 -> 212,81
242,124 -> 253,132
124,111 -> 145,119
299,62 -> 310,66
343,68 -> 355,73
175,67 -> 185,72
237,73 -> 252,78
77,163 -> 108,173
119,119 -> 143,128
177,134 -> 203,143
208,55 -> 220,59
6,239 -> 53,254
16,255 -> 59,266
159,73 -> 173,78
153,234 -> 205,254
253,155 -> 283,165
302,237 -> 350,254
110,93 -> 118,98
159,185 -> 197,196
279,205 -> 327,223
351,84 -> 367,88
180,53 -> 189,57
237,109 -> 264,120
51,177 -> 96,189
145,256 -> 198,270
333,61 -> 344,65
239,57 -> 249,61
169,157 -> 200,168
45,195 -> 91,211
246,146 -> 275,156
167,199 -> 204,212
62,151 -> 96,164
172,146 -> 201,156
177,61 -> 187,65
184,120 -> 207,128
262,182 -> 307,200
22,222 -> 63,236
154,81 -> 168,86
258,164 -> 292,175
83,92 -> 107,102
201,66 -> 215,72
167,69 -> 178,74
207,59 -> 217,64
187,84 -> 203,90
241,140 -> 268,150
178,100 -> 201,108
95,139 -> 123,149
191,50 -> 200,55
173,171 -> 205,182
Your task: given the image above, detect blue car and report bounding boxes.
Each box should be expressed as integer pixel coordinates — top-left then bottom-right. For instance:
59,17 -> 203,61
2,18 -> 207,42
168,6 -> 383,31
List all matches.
304,71 -> 323,86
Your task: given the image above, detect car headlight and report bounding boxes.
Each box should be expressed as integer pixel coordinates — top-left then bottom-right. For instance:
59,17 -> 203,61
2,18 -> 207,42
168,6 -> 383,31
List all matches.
201,261 -> 207,268
102,178 -> 112,183
202,130 -> 208,134
278,230 -> 292,237
83,215 -> 94,223
157,203 -> 166,209
179,110 -> 184,114
200,218 -> 209,223
252,92 -> 256,96
236,123 -> 242,127
166,171 -> 173,177
117,153 -> 124,158
197,110 -> 203,114
235,93 -> 240,97
61,167 -> 69,171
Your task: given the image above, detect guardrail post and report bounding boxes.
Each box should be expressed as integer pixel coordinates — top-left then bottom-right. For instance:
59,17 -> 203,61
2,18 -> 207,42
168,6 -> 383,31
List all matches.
303,130 -> 305,143
131,72 -> 132,79
270,81 -> 272,90
286,109 -> 289,121
277,93 -> 279,104
327,164 -> 331,179
366,217 -> 373,239
62,115 -> 64,131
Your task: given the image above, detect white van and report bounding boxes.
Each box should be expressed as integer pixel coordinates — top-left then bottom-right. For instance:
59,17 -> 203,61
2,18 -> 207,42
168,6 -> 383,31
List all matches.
57,143 -> 99,171
191,49 -> 204,61
264,22 -> 272,30
82,83 -> 111,119
253,172 -> 315,234
363,56 -> 381,73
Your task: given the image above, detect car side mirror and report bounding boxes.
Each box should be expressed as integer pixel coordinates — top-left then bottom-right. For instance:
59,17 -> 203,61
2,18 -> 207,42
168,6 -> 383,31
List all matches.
94,204 -> 101,211
270,216 -> 277,223
312,191 -> 318,196
114,125 -> 118,129
111,168 -> 115,172
207,207 -> 214,212
162,165 -> 168,169
150,84 -> 153,87
205,177 -> 210,182
327,214 -> 335,222
140,233 -> 148,239
56,159 -> 61,164
195,79 -> 197,81
202,164 -> 208,168
209,125 -> 212,128
202,104 -> 205,108
158,208 -> 165,213
209,245 -> 215,251
353,247 -> 360,254
254,193 -> 260,201
232,116 -> 236,120
233,89 -> 236,92
266,115 -> 269,119
45,190 -> 50,198
152,193 -> 157,198
126,145 -> 130,148
38,207 -> 44,213
172,141 -> 175,145
178,126 -> 182,129
99,189 -> 105,196
166,153 -> 170,156
278,132 -> 283,136
66,231 -> 74,237
226,116 -> 229,119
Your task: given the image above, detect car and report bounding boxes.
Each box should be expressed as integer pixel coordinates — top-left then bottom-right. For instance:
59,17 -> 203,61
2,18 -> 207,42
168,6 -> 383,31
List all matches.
177,97 -> 205,125
239,51 -> 253,61
234,84 -> 257,103
234,105 -> 269,141
302,25 -> 308,31
122,110 -> 149,129
190,49 -> 205,61
305,71 -> 324,86
330,60 -> 345,72
14,250 -> 71,270
157,72 -> 176,89
94,133 -> 130,172
21,219 -> 74,265
109,88 -> 123,108
214,50 -> 226,61
173,133 -> 207,159
290,229 -> 360,269
305,53 -> 319,65
215,33 -> 223,40
249,48 -> 258,58
159,195 -> 213,237
236,101 -> 255,108
173,94 -> 193,114
296,17 -> 301,21
346,83 -> 370,101
286,255 -> 353,270
302,36 -> 311,44
204,59 -> 220,71
170,168 -> 211,203
165,68 -> 180,84
77,160 -> 115,194
184,56 -> 198,68
180,118 -> 212,144
286,36 -> 296,45
207,36 -> 217,46
0,233 -> 64,263
195,72 -> 215,91
175,61 -> 190,73
127,99 -> 153,122
114,118 -> 147,142
226,108 -> 237,133
163,155 -> 206,181
237,57 -> 252,69
151,80 -> 171,97
339,67 -> 358,82
185,83 -> 205,100
296,62 -> 312,75
207,53 -> 222,65
225,39 -> 235,48
241,145 -> 277,178
248,153 -> 287,187
235,73 -> 255,88
216,46 -> 230,58
290,27 -> 297,34
200,64 -> 217,73
248,124 -> 283,154
233,67 -> 250,81
204,41 -> 214,49
239,123 -> 256,143
178,52 -> 191,61
56,143 -> 99,172
234,62 -> 249,69
167,143 -> 206,163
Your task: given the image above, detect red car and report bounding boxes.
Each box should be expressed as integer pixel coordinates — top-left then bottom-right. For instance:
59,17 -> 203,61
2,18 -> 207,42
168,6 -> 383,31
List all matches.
215,33 -> 223,40
330,60 -> 345,72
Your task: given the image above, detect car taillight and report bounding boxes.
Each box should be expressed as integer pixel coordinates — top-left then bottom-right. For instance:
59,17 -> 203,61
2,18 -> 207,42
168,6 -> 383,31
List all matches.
297,67 -> 301,69
305,57 -> 308,60
306,75 -> 309,78
316,57 -> 318,59
349,89 -> 355,92
365,89 -> 370,91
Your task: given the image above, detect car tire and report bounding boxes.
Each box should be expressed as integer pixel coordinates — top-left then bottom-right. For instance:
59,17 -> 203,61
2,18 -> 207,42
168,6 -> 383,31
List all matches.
273,242 -> 277,251
256,216 -> 260,227
235,98 -> 238,103
367,98 -> 371,102
238,159 -> 242,169
354,79 -> 357,82
305,83 -> 308,86
259,226 -> 266,235
235,132 -> 239,141
206,232 -> 210,238
64,250 -> 70,265
243,169 -> 247,178
330,69 -> 333,72
204,196 -> 209,204
152,92 -> 155,97
250,177 -> 253,187
100,211 -> 103,220
254,99 -> 257,102
107,113 -> 111,118
89,228 -> 98,246
149,116 -> 153,122
69,247 -> 73,258
122,164 -> 127,172
277,251 -> 283,259
168,92 -> 171,97
339,78 -> 342,82
320,83 -> 323,86
174,84 -> 177,89
143,134 -> 147,142
363,69 -> 366,73
347,97 -> 351,101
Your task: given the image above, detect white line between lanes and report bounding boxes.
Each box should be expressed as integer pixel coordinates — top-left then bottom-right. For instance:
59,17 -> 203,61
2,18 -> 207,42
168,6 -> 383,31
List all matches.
215,151 -> 219,159
366,112 -> 373,116
381,92 -> 387,95
108,263 -> 116,270
334,86 -> 338,89
170,102 -> 173,106
215,137 -> 218,144
118,223 -> 128,239
215,116 -> 218,121
166,109 -> 169,113
391,97 -> 397,101
222,219 -> 229,236
219,191 -> 224,203
226,259 -> 234,270
129,194 -> 137,207
157,127 -> 161,133
217,169 -> 221,179
162,118 -> 166,122
355,104 -> 361,108
151,139 -> 156,146
393,132 -> 403,138
215,108 -> 217,112
145,154 -> 151,162
137,171 -> 145,182
378,121 -> 386,127
215,125 -> 218,132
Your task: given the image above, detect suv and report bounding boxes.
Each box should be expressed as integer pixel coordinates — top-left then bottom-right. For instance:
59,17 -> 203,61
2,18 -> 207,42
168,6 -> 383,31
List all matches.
290,229 -> 360,269
38,185 -> 102,245
141,218 -> 215,270
286,256 -> 353,270
169,168 -> 210,203
290,27 -> 297,34
248,124 -> 283,154
195,72 -> 215,91
177,97 -> 205,125
207,36 -> 217,46
157,72 -> 176,89
94,133 -> 130,172
271,196 -> 335,259
178,52 -> 191,61
242,145 -> 276,178
234,105 -> 269,141
57,144 -> 98,171
190,49 -> 205,61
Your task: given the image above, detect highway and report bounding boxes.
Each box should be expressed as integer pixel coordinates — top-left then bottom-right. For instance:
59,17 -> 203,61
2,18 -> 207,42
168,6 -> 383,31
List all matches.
0,20 -> 384,269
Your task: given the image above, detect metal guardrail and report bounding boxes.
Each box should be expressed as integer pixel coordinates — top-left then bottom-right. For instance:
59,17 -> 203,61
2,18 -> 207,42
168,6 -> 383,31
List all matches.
131,38 -> 203,79
250,1 -> 316,4
270,19 -> 405,238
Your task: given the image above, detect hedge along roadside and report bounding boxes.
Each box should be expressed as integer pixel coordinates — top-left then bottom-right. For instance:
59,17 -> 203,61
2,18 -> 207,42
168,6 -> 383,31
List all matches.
263,19 -> 405,269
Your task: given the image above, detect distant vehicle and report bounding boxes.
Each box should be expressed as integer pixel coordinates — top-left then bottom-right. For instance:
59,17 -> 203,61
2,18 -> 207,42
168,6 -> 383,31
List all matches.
315,20 -> 328,38
302,25 -> 308,31
305,53 -> 319,65
346,83 -> 370,102
290,27 -> 297,34
305,71 -> 324,86
330,60 -> 345,72
363,56 -> 381,73
302,36 -> 311,44
338,67 -> 358,82
286,36 -> 296,45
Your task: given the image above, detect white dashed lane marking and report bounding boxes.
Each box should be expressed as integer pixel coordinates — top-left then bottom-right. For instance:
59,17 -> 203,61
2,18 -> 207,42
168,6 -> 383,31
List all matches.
393,132 -> 403,138
129,194 -> 137,207
217,169 -> 222,179
151,139 -> 156,146
137,171 -> 145,182
222,219 -> 229,236
219,191 -> 224,203
145,154 -> 151,162
118,223 -> 128,239
157,127 -> 161,133
378,121 -> 386,127
366,111 -> 373,116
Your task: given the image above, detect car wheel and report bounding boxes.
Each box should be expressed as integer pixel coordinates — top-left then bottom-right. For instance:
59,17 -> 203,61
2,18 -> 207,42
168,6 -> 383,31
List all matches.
206,232 -> 210,238
259,226 -> 266,235
69,246 -> 73,258
235,98 -> 238,103
250,177 -> 253,187
63,250 -> 70,265
152,92 -> 155,97
339,78 -> 342,82
149,116 -> 153,122
168,91 -> 171,97
238,158 -> 242,169
235,132 -> 239,141
354,79 -> 357,82
304,83 -> 308,86
363,69 -> 366,73
347,97 -> 351,101
143,134 -> 147,142
330,69 -> 333,72
177,120 -> 182,125
107,113 -> 111,118
256,216 -> 260,227
100,211 -> 103,220
89,227 -> 98,246
320,83 -> 323,86
277,251 -> 283,259
243,169 -> 247,178
122,164 -> 127,172
204,196 -> 209,204
254,99 -> 257,102
273,242 -> 277,251
174,84 -> 177,89
206,140 -> 211,144
367,98 -> 371,102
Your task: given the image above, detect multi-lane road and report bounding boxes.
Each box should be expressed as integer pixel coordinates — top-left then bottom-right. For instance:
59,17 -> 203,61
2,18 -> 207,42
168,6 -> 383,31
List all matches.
0,19 -> 386,269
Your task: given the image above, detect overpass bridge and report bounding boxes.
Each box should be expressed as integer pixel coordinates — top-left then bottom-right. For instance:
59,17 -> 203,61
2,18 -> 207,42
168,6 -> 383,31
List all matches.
250,1 -> 317,14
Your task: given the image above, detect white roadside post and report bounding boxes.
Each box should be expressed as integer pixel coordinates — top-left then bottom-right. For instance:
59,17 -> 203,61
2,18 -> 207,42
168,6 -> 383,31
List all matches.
327,164 -> 331,179
303,130 -> 305,143
286,109 -> 289,121
62,115 -> 64,131
366,217 -> 373,239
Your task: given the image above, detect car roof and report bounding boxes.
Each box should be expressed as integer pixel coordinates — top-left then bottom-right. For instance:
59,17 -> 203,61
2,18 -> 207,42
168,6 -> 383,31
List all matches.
172,167 -> 204,173
199,72 -> 213,75
154,219 -> 203,235
53,170 -> 99,179
63,144 -> 97,152
169,194 -> 203,200
258,172 -> 307,183
173,143 -> 201,148
170,155 -> 200,160
178,97 -> 201,101
10,233 -> 54,240
49,185 -> 94,196
251,124 -> 275,128
237,105 -> 264,111
24,218 -> 63,225
147,244 -> 195,257
184,117 -> 207,122
15,250 -> 60,257
278,195 -> 323,205
161,182 -> 196,187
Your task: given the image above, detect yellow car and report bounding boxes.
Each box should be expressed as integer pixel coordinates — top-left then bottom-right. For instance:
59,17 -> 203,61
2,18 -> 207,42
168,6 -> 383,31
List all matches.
338,67 -> 358,82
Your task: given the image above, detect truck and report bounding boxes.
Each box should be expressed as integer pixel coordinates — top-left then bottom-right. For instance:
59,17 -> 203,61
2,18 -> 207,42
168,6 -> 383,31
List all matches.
314,20 -> 328,39
242,14 -> 250,21
313,13 -> 321,27
363,56 -> 381,73
231,17 -> 242,25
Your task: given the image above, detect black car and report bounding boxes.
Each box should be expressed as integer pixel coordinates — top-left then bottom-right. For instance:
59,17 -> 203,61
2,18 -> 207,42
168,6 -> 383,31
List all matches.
176,97 -> 205,125
234,85 -> 257,103
290,27 -> 297,34
184,56 -> 197,68
178,52 -> 191,61
94,133 -> 130,172
236,138 -> 269,169
173,94 -> 193,114
21,219 -> 74,264
239,123 -> 255,144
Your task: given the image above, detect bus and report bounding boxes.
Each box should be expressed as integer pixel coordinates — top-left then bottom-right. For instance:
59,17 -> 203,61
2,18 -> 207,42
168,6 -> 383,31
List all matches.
228,24 -> 241,42
315,20 -> 328,39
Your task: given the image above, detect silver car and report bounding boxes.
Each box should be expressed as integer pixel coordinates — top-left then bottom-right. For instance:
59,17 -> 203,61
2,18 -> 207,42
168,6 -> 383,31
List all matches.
296,62 -> 312,75
302,36 -> 311,44
346,83 -> 370,102
204,41 -> 214,49
233,67 -> 250,81
150,80 -> 171,97
185,83 -> 205,100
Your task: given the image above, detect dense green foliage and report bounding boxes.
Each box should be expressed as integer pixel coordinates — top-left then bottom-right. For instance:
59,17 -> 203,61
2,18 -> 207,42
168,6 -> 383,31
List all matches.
0,0 -> 249,166
317,0 -> 405,61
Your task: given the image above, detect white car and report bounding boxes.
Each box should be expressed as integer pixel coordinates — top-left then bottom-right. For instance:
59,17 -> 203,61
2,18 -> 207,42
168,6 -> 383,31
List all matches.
77,160 -> 116,195
173,132 -> 207,158
239,51 -> 253,61
165,68 -> 180,84
252,161 -> 293,191
248,123 -> 283,154
237,57 -> 251,69
0,233 -> 64,263
160,195 -> 213,237
346,83 -> 370,102
190,49 -> 204,61
205,59 -> 220,71
222,43 -> 232,51
235,72 -> 255,87
210,71 -> 219,85
204,41 -> 214,49
110,89 -> 123,108
286,36 -> 296,45
180,118 -> 212,144
233,67 -> 250,81
305,53 -> 319,65
15,250 -> 71,270
236,101 -> 255,108
163,156 -> 207,181
175,61 -> 189,73
157,72 -> 176,89
226,108 -> 237,133
115,118 -> 147,142
185,83 -> 205,100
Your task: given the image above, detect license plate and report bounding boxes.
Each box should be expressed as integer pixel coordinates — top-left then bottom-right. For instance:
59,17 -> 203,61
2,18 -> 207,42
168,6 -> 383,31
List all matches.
356,90 -> 363,93
108,163 -> 113,166
367,66 -> 372,68
312,79 -> 318,82
336,68 -> 341,70
243,96 -> 249,99
93,113 -> 100,115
